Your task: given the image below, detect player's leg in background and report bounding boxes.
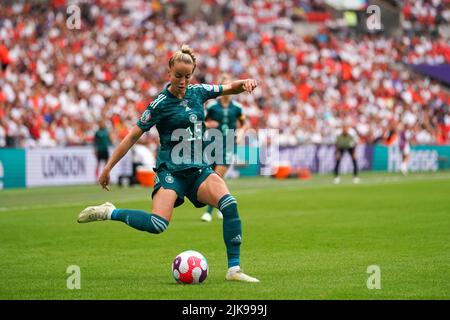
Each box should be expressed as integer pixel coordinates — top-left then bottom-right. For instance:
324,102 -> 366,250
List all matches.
201,205 -> 214,222
401,145 -> 410,175
197,173 -> 259,282
334,148 -> 342,184
95,152 -> 101,180
350,147 -> 360,184
78,187 -> 175,234
95,151 -> 109,180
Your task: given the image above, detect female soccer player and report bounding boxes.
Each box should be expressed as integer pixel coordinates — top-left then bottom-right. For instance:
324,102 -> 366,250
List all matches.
201,73 -> 247,222
78,45 -> 259,282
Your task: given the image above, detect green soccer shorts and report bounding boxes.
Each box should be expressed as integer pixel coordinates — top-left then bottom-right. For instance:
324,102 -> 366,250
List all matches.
152,166 -> 215,208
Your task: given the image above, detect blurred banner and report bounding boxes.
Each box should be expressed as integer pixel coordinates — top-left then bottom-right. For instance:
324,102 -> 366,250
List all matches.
373,145 -> 450,172
1,144 -> 449,189
234,145 -> 260,177
325,0 -> 367,10
272,144 -> 373,175
26,147 -> 132,187
410,64 -> 450,87
0,149 -> 26,189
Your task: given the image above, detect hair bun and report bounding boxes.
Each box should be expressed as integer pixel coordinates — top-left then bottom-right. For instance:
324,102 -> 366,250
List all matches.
168,44 -> 197,70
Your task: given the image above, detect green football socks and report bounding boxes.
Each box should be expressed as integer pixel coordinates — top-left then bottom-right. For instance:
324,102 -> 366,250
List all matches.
206,205 -> 214,214
219,194 -> 241,268
111,209 -> 169,234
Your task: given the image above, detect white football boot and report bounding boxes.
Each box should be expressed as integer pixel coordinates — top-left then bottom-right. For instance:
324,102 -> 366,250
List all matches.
78,202 -> 116,223
201,212 -> 212,222
216,210 -> 223,220
225,267 -> 260,283
333,176 -> 341,184
353,177 -> 360,184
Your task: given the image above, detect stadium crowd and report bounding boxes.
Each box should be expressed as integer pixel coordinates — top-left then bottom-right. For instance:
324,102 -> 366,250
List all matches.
0,0 -> 449,149
399,0 -> 450,35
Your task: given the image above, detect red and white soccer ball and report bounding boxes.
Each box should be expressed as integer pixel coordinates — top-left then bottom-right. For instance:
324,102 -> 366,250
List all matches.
172,250 -> 208,284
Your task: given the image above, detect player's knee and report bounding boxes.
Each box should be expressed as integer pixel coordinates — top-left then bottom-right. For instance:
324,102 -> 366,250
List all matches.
214,170 -> 224,178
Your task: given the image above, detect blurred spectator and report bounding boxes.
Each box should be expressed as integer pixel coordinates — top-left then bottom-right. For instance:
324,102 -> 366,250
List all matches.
0,119 -> 6,148
94,119 -> 112,179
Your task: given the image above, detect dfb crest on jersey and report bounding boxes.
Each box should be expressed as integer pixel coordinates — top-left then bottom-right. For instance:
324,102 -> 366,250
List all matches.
140,110 -> 151,123
189,114 -> 198,123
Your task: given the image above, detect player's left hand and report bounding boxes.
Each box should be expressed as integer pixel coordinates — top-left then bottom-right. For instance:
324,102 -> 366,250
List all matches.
242,79 -> 258,94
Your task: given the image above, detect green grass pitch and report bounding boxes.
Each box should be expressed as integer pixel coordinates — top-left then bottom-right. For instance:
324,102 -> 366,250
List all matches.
1,171 -> 449,299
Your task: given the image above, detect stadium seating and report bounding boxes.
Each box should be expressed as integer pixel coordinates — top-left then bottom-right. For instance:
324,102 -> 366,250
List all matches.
0,0 -> 448,151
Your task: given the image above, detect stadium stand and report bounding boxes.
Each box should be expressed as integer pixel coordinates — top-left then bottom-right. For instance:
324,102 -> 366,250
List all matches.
0,0 -> 448,151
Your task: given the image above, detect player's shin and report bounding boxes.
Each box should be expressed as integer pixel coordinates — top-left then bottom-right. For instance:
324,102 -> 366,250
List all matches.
111,209 -> 169,234
219,194 -> 241,268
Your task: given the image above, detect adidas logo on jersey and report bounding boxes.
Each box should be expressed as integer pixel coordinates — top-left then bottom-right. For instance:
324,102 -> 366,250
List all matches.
180,100 -> 190,111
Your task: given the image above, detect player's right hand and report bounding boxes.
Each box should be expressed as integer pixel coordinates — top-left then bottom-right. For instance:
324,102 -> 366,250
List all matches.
98,171 -> 111,191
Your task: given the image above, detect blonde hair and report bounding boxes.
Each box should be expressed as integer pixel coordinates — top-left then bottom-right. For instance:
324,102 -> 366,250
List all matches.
169,44 -> 196,71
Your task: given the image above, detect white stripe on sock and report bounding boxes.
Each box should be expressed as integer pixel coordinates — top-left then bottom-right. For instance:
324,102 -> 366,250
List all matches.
220,199 -> 236,210
151,216 -> 167,232
220,197 -> 237,211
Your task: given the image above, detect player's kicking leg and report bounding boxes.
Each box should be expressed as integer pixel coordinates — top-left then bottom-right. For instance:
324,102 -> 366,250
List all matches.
77,187 -> 176,234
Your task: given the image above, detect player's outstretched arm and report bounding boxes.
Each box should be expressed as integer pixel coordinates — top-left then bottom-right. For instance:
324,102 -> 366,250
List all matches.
99,125 -> 144,190
221,79 -> 258,95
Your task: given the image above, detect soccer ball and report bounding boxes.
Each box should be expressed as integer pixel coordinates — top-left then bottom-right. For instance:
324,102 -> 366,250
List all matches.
172,250 -> 208,284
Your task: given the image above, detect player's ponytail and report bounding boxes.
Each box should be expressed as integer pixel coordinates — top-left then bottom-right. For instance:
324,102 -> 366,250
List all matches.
169,44 -> 196,72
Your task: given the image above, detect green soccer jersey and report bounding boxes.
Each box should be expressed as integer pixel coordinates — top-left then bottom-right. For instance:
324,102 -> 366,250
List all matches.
137,83 -> 223,172
94,128 -> 111,153
206,100 -> 244,135
205,100 -> 244,165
